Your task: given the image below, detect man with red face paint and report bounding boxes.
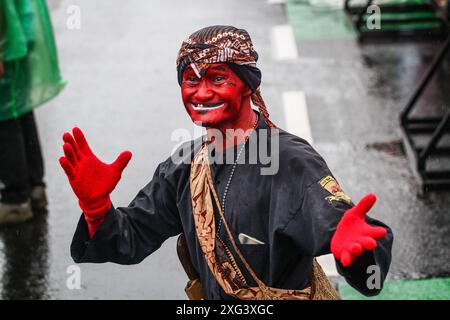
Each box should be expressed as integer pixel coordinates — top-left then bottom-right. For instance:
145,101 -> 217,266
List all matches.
182,64 -> 255,133
63,26 -> 393,300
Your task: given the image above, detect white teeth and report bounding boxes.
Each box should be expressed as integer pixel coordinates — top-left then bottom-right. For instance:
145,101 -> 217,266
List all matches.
192,103 -> 225,110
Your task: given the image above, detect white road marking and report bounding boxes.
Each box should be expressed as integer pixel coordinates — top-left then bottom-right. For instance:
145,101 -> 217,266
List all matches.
271,25 -> 298,60
283,90 -> 339,277
283,91 -> 314,145
267,0 -> 285,4
308,0 -> 344,8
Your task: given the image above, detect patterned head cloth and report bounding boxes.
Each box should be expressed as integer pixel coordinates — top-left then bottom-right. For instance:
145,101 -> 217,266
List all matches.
176,25 -> 276,128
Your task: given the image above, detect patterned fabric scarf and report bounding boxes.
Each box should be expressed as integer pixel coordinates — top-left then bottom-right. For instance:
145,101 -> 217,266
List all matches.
176,25 -> 276,128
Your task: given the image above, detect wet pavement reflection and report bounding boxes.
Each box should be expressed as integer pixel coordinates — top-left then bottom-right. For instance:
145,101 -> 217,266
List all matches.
0,210 -> 49,299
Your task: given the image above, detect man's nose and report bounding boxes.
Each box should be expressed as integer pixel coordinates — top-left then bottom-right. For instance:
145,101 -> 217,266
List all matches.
194,81 -> 214,101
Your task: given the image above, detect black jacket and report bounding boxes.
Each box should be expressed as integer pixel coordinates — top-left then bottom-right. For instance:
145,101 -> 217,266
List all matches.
71,115 -> 393,299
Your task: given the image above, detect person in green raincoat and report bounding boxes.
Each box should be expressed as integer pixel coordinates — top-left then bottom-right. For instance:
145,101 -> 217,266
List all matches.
0,0 -> 65,224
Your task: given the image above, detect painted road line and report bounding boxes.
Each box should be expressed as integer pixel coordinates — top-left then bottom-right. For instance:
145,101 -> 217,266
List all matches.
267,0 -> 285,4
283,90 -> 338,277
309,0 -> 344,8
283,91 -> 313,145
340,277 -> 450,299
271,25 -> 298,60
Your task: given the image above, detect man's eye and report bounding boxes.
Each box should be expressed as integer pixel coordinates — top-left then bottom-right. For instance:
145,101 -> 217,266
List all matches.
184,75 -> 199,83
214,76 -> 225,82
187,76 -> 199,82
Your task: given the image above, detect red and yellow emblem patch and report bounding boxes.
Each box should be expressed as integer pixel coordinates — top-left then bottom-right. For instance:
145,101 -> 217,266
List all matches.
319,176 -> 351,205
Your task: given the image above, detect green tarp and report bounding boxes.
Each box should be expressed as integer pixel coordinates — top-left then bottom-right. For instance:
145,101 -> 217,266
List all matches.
0,0 -> 65,121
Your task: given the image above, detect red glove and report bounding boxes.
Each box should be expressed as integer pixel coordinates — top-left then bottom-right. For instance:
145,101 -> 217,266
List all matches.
59,127 -> 132,237
331,194 -> 387,267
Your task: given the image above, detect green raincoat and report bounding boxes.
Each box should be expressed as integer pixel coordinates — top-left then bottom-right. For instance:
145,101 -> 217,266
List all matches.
0,0 -> 65,121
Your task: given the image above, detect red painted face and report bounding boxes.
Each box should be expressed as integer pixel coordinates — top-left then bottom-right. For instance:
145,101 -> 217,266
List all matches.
181,63 -> 251,127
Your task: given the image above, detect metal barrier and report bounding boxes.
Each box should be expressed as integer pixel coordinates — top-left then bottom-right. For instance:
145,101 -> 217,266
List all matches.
400,36 -> 450,192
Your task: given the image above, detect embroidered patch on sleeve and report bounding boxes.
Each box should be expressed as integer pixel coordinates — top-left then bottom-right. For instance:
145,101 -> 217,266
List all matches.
319,175 -> 351,205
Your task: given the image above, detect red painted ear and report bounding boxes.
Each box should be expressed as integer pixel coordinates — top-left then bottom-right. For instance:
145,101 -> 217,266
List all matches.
243,85 -> 253,97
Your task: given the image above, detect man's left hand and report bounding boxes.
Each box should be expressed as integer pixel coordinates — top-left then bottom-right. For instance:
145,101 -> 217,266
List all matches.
331,194 -> 387,267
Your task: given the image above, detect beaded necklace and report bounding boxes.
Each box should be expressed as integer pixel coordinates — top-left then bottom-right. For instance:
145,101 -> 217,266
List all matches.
216,114 -> 259,236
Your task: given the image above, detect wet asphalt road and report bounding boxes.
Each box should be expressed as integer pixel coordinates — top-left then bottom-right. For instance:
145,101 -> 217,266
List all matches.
293,38 -> 450,280
0,0 -> 449,299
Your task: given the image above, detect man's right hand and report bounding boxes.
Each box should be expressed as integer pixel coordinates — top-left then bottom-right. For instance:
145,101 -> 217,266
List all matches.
59,127 -> 132,215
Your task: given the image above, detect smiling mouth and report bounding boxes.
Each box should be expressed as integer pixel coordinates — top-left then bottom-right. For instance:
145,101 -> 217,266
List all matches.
191,102 -> 225,110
